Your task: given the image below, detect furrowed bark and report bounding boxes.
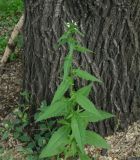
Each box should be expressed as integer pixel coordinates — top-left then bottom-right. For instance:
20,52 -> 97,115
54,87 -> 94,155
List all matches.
23,0 -> 140,135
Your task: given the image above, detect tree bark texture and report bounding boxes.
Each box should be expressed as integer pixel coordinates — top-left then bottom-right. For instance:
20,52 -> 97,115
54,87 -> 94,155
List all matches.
23,0 -> 140,135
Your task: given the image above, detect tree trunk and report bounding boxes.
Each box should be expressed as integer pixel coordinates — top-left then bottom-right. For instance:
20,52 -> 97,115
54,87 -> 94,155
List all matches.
23,0 -> 140,136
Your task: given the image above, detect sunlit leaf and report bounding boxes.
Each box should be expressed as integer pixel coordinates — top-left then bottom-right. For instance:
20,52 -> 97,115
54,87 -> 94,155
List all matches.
36,99 -> 69,122
74,69 -> 102,83
79,152 -> 91,160
85,130 -> 110,149
77,83 -> 92,97
75,93 -> 101,115
39,126 -> 70,158
71,114 -> 85,152
80,110 -> 114,124
52,77 -> 72,103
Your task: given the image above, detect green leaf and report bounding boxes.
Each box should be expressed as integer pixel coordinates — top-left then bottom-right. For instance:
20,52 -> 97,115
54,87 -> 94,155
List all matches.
58,31 -> 70,45
79,152 -> 91,160
20,90 -> 30,103
85,130 -> 110,149
63,53 -> 72,80
2,132 -> 9,140
39,126 -> 70,158
17,146 -> 33,154
52,77 -> 72,103
74,28 -> 84,37
70,141 -> 77,156
75,93 -> 101,115
19,133 -> 30,142
80,110 -> 114,123
74,69 -> 102,83
8,53 -> 17,61
65,141 -> 77,158
71,114 -> 85,152
36,99 -> 68,122
75,45 -> 93,53
77,83 -> 92,97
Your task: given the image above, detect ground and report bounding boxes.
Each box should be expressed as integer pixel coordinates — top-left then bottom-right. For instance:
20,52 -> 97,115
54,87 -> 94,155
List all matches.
0,55 -> 140,160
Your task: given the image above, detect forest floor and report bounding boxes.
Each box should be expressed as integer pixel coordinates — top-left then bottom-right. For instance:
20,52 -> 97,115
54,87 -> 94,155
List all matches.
0,55 -> 140,160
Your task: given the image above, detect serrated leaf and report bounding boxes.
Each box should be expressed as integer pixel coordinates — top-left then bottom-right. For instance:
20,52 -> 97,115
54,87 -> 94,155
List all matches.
40,126 -> 70,158
74,69 -> 102,83
65,141 -> 77,158
71,114 -> 85,152
36,100 -> 68,122
80,110 -> 114,124
70,141 -> 77,156
85,130 -> 110,149
79,152 -> 91,160
77,83 -> 92,97
76,93 -> 101,116
75,45 -> 93,53
63,53 -> 72,80
52,77 -> 72,103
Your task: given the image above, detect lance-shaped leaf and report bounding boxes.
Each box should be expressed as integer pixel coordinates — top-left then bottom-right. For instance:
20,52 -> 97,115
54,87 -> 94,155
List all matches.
85,130 -> 110,149
71,114 -> 85,153
58,31 -> 70,45
63,53 -> 72,80
39,126 -> 70,158
65,141 -> 77,158
52,77 -> 72,104
79,152 -> 91,160
75,45 -> 93,53
77,83 -> 92,97
80,110 -> 114,124
75,93 -> 101,116
36,99 -> 68,122
73,69 -> 102,83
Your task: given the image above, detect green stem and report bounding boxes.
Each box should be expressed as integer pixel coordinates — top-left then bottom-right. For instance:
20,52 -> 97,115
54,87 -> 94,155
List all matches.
68,44 -> 74,97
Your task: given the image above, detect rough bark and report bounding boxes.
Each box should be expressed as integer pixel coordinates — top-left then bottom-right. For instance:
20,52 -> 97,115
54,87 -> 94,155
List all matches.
23,0 -> 140,136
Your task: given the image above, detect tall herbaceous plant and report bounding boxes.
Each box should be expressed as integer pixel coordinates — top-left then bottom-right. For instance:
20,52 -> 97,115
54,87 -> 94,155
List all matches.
36,22 -> 114,160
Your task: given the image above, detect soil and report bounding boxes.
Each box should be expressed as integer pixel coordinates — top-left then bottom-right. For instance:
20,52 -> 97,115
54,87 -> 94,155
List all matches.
0,56 -> 140,160
0,54 -> 22,116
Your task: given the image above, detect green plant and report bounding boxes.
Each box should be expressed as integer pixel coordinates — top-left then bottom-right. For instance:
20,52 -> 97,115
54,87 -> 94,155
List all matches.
0,22 -> 114,160
0,91 -> 56,159
0,35 -> 7,54
8,53 -> 17,61
0,0 -> 23,16
0,0 -> 23,55
36,22 -> 114,159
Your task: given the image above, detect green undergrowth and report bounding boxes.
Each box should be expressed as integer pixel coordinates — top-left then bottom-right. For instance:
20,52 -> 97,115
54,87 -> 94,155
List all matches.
0,0 -> 23,56
0,91 -> 56,160
0,0 -> 23,17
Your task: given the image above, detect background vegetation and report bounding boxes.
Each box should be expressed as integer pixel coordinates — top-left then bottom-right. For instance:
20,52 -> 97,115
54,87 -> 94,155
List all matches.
0,0 -> 23,56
